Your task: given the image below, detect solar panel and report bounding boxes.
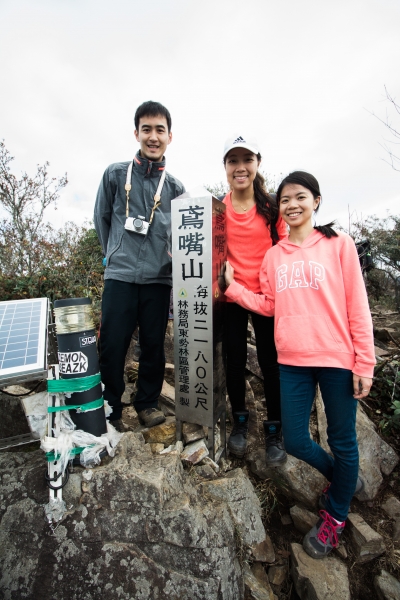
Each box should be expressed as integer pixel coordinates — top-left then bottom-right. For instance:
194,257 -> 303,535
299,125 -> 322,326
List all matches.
0,298 -> 49,385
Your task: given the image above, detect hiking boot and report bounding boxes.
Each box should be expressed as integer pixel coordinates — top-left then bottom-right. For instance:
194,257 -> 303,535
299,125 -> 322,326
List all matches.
228,411 -> 249,458
109,418 -> 125,433
137,407 -> 166,428
263,420 -> 287,467
319,476 -> 364,510
303,510 -> 345,559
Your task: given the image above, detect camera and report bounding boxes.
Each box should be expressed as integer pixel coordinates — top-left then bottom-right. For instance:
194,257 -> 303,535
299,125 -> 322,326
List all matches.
125,215 -> 150,236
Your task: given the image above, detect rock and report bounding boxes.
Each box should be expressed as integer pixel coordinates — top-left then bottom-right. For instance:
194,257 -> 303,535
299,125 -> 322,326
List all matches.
163,319 -> 175,364
382,496 -> 400,520
180,439 -> 209,465
335,543 -> 348,560
201,456 -> 220,473
194,465 -> 217,479
347,513 -> 386,563
375,346 -> 391,357
246,344 -> 264,380
164,363 -> 175,387
290,505 -> 319,535
159,380 -> 176,416
0,392 -> 31,439
281,514 -> 292,525
290,543 -> 351,600
182,422 -> 205,444
268,565 -> 287,586
247,449 -> 327,509
243,563 -> 275,600
199,469 -> 269,554
141,416 -> 176,445
0,432 -> 264,599
251,537 -> 276,564
315,389 -> 398,500
121,382 -> 136,405
374,327 -> 397,343
150,443 -> 165,453
374,569 -> 400,600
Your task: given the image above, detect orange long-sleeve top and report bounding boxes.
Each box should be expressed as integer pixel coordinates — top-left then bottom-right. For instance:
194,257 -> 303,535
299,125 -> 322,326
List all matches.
222,192 -> 287,296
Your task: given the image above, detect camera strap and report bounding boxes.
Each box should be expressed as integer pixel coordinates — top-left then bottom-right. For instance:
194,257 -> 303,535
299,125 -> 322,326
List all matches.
125,161 -> 167,224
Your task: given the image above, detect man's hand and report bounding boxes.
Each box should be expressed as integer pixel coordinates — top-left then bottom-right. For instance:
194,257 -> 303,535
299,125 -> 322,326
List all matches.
353,374 -> 373,399
224,261 -> 235,286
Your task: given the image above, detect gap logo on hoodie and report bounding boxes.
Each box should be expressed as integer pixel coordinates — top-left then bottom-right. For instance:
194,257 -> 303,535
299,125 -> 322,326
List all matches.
276,260 -> 325,292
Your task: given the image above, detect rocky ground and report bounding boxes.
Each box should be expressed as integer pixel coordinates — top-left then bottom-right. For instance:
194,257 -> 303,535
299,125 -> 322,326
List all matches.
1,310 -> 400,599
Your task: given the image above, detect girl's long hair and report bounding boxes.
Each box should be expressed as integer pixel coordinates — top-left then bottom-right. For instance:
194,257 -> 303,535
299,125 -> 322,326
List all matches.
225,153 -> 280,243
276,171 -> 338,239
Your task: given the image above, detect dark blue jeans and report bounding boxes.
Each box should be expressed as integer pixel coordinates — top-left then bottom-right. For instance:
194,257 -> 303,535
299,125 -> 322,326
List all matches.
279,365 -> 359,522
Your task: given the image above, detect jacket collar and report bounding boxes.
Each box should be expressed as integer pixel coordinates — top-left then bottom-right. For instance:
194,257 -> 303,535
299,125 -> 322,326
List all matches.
133,151 -> 166,178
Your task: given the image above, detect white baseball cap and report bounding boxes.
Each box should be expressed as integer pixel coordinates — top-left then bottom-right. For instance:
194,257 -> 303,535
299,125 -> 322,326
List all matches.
223,135 -> 261,159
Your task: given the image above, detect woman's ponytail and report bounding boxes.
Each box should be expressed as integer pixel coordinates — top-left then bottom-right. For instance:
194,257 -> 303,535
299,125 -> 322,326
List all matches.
253,168 -> 280,244
314,223 -> 338,239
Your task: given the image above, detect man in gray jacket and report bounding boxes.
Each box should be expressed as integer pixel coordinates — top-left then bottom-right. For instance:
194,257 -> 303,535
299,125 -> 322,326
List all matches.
94,101 -> 185,430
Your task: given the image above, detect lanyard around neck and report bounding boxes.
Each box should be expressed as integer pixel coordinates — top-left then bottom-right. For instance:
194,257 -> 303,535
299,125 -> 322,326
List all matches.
125,161 -> 167,223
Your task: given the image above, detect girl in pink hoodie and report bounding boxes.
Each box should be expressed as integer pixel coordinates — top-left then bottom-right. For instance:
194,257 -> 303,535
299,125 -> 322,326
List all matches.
224,171 -> 375,559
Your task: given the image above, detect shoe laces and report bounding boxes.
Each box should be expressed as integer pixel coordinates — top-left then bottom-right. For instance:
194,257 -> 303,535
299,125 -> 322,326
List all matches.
317,510 -> 343,548
265,431 -> 283,447
231,422 -> 248,437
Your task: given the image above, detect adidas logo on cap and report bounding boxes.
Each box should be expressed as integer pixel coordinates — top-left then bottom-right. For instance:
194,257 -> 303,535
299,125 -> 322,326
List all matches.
233,136 -> 245,144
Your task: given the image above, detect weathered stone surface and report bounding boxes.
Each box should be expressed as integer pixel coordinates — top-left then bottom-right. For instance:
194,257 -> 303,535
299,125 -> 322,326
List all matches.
200,469 -> 267,552
159,380 -> 176,416
251,537 -> 275,564
382,496 -> 400,520
150,443 -> 165,454
0,392 -> 32,438
290,505 -> 319,535
141,416 -> 176,445
182,422 -> 205,444
0,433 -> 261,599
246,343 -> 263,380
290,543 -> 351,600
180,439 -> 209,465
247,449 -> 326,509
194,464 -> 217,479
243,563 -> 275,600
315,390 -> 398,500
374,569 -> 400,600
268,564 -> 287,586
347,512 -> 386,563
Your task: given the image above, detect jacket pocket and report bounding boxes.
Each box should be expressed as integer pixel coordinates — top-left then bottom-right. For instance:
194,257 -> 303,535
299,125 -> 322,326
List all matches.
106,231 -> 124,266
142,233 -> 172,280
275,315 -> 343,353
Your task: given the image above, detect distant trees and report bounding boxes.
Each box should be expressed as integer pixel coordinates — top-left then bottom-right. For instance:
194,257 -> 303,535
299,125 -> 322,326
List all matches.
370,86 -> 400,172
0,140 -> 103,320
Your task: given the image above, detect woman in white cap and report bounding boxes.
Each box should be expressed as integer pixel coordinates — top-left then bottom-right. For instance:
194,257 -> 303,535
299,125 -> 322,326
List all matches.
222,135 -> 287,464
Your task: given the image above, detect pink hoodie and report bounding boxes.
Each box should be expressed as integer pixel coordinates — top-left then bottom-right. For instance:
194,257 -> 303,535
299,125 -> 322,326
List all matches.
225,229 -> 375,378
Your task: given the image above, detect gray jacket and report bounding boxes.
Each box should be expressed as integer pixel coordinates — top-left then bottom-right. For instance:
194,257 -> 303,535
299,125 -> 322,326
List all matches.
94,152 -> 185,285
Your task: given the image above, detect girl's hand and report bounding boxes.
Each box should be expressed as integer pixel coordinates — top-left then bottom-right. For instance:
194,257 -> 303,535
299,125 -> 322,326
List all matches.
224,261 -> 235,286
353,375 -> 373,399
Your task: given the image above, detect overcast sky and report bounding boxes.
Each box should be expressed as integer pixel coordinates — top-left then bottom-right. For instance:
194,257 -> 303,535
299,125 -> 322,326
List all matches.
1,0 -> 399,232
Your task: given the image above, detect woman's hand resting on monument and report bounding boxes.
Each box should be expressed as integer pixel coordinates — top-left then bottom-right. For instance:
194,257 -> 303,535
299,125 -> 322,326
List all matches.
224,261 -> 235,286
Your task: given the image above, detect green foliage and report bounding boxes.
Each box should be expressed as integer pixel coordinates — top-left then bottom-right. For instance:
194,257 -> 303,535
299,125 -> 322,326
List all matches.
347,214 -> 400,308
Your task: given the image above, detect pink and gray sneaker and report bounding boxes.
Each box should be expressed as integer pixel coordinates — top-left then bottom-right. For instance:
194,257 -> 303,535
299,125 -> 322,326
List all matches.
303,510 -> 345,559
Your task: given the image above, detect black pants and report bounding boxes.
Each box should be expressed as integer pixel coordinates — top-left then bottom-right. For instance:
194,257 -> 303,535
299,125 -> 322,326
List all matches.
224,301 -> 281,421
99,279 -> 171,419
